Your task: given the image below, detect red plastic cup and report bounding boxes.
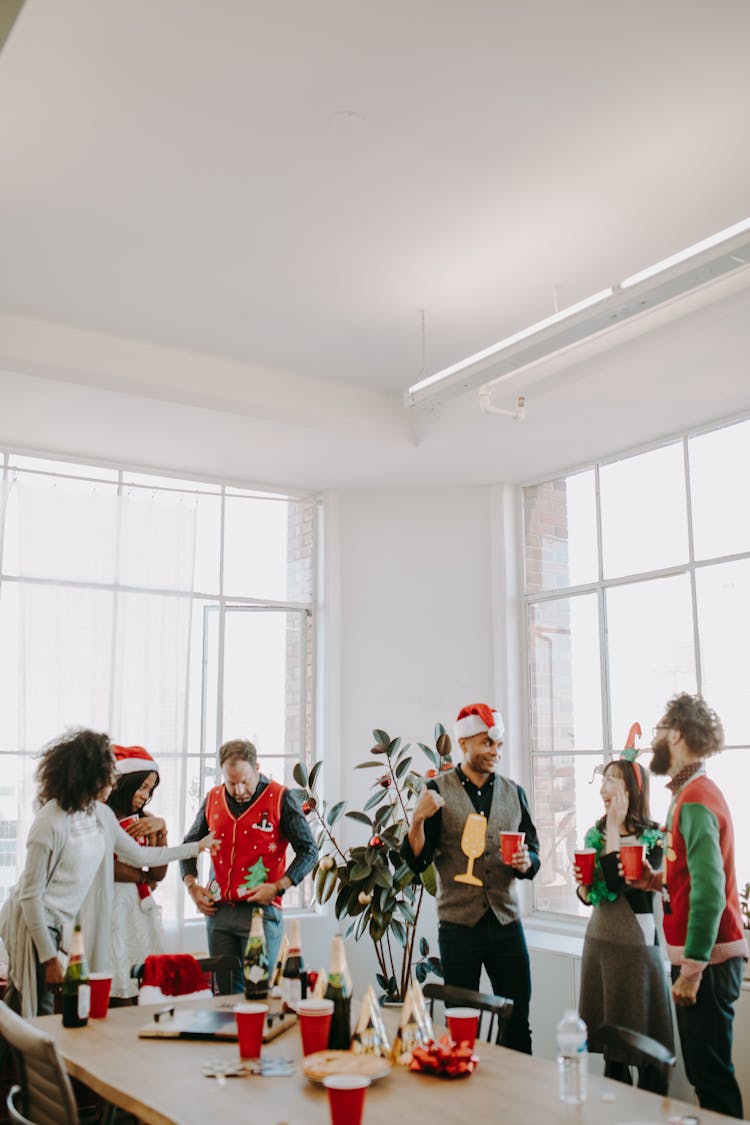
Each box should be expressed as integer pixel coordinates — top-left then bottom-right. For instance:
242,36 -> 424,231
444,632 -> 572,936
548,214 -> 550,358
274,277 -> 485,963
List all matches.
446,1006 -> 480,1050
297,998 -> 334,1056
500,831 -> 524,865
88,973 -> 112,1018
574,848 -> 597,885
620,843 -> 645,880
323,1074 -> 370,1125
234,1002 -> 268,1059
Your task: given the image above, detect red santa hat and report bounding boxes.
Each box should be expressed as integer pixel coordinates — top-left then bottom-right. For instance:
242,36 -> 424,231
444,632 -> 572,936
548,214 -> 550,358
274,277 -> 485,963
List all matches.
454,703 -> 504,743
112,744 -> 159,775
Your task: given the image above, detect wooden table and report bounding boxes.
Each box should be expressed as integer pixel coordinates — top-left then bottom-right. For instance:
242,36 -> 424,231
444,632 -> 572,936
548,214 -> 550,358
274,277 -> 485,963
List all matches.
33,997 -> 747,1125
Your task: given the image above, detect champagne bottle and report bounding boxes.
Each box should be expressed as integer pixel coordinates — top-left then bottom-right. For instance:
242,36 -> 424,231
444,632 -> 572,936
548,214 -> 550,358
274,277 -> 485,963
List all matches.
61,924 -> 90,1028
243,910 -> 270,999
280,919 -> 307,1008
324,933 -> 352,1049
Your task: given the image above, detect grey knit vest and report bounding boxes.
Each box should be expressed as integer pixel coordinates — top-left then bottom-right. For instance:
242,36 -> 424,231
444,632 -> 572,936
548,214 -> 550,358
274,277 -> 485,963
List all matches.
433,769 -> 523,927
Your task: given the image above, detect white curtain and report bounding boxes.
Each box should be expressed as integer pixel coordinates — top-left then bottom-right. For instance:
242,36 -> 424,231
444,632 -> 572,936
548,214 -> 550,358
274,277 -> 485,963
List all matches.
8,482 -> 196,870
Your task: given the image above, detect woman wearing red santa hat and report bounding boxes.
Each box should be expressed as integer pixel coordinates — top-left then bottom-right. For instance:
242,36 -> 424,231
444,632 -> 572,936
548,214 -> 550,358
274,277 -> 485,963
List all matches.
0,729 -> 216,1018
105,745 -> 168,1003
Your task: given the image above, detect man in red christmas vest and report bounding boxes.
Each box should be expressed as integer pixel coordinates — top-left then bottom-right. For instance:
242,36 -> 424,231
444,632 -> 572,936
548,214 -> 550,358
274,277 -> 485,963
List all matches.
629,693 -> 748,1118
180,739 -> 317,993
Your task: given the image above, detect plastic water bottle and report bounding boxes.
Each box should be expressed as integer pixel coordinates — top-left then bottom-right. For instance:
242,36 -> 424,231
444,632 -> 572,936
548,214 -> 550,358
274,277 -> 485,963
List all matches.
556,1009 -> 588,1104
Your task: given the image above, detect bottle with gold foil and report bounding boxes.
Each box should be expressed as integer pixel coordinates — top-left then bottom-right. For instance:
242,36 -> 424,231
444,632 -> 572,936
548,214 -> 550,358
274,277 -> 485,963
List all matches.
324,933 -> 352,1049
243,910 -> 270,999
280,919 -> 307,1008
61,924 -> 90,1028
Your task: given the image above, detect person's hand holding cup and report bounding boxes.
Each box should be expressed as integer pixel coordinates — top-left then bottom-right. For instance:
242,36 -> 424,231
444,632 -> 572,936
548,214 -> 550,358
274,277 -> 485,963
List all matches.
573,848 -> 596,886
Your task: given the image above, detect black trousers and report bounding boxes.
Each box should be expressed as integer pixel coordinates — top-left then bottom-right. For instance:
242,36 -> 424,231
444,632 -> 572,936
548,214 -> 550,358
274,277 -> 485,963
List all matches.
672,957 -> 744,1119
438,911 -> 532,1054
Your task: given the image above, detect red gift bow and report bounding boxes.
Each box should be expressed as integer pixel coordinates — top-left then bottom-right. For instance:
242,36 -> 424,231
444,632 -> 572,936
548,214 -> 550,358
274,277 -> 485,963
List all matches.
409,1035 -> 479,1078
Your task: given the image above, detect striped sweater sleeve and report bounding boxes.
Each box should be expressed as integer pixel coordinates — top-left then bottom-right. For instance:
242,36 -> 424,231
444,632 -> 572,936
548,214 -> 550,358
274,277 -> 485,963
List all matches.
680,802 -> 725,963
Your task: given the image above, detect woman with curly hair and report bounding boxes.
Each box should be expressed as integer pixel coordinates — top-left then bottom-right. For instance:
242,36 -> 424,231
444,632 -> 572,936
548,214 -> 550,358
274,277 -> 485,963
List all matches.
0,729 -> 215,1017
574,747 -> 674,1094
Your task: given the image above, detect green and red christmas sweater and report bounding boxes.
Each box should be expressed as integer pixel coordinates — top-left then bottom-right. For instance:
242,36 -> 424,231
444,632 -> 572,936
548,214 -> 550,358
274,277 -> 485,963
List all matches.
663,770 -> 748,971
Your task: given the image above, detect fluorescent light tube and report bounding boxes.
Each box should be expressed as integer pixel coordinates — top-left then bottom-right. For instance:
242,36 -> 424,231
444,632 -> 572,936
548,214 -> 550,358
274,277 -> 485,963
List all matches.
407,287 -> 614,397
621,216 -> 750,288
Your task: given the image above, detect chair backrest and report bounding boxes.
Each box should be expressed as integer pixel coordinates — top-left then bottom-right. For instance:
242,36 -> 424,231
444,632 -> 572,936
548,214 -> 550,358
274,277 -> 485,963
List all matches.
595,1023 -> 676,1073
0,1002 -> 79,1125
8,1085 -> 35,1125
195,955 -> 242,995
422,982 -> 514,1046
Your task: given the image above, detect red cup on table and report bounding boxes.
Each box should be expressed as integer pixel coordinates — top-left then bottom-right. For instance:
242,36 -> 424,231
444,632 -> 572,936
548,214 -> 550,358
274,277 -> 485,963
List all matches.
88,973 -> 112,1018
234,1002 -> 268,1059
620,842 -> 645,880
323,1074 -> 370,1125
574,848 -> 597,885
446,1006 -> 480,1050
500,831 -> 524,865
297,997 -> 334,1055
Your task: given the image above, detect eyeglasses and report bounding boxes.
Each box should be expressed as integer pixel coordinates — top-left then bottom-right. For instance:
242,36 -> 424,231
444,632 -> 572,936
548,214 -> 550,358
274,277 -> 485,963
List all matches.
651,724 -> 669,737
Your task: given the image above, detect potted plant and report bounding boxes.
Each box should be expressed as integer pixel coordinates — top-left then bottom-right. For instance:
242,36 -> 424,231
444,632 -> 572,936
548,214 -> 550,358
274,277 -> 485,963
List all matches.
294,725 -> 451,1003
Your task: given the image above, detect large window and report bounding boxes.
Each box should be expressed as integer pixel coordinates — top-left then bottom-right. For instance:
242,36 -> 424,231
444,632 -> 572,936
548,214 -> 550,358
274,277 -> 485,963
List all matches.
0,451 -> 318,925
523,418 -> 750,918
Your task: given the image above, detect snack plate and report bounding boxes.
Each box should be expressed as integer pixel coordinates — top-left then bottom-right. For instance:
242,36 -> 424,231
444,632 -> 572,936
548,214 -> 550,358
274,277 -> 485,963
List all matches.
302,1050 -> 391,1084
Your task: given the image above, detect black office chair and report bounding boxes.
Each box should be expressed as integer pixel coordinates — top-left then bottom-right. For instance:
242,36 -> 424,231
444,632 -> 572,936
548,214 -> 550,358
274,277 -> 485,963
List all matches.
595,1023 -> 676,1094
0,1001 -> 79,1125
422,982 -> 514,1046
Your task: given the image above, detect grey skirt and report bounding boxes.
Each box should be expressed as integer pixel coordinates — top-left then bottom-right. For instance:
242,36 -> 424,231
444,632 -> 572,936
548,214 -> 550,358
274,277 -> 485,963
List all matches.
578,894 -> 674,1058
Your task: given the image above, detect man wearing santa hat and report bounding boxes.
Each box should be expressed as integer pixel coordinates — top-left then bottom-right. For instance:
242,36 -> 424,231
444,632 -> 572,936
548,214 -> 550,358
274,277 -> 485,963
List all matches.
402,703 -> 540,1054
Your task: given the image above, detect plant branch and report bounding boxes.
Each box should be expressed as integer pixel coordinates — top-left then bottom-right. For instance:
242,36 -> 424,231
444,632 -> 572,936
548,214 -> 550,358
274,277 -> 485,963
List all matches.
311,806 -> 348,864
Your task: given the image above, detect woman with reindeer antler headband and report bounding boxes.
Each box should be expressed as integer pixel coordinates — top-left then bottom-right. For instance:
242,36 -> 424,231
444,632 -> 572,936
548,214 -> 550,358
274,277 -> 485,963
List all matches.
573,723 -> 674,1094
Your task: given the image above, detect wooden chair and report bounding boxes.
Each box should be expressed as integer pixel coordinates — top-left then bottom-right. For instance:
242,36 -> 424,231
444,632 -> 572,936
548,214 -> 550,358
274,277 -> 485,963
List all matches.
595,1023 -> 676,1092
0,1001 -> 79,1125
422,982 -> 514,1045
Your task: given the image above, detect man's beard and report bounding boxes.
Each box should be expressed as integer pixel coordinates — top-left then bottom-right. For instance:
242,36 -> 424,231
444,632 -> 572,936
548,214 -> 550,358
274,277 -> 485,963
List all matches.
649,738 -> 671,776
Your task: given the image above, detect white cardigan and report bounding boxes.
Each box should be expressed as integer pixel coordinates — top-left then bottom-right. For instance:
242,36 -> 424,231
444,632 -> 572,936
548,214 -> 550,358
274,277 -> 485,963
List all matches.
0,799 -> 200,1017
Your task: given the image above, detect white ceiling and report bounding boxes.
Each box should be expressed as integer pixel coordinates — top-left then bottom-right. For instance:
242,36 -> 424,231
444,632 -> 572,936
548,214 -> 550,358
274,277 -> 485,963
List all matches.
1,0 -> 750,489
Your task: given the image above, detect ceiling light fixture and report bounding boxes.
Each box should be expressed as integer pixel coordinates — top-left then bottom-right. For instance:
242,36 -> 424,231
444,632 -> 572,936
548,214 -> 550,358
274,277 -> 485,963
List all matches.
405,216 -> 750,408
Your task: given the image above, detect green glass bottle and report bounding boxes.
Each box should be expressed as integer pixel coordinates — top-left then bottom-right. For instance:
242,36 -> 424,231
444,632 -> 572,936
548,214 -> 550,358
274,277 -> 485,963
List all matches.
243,910 -> 270,999
61,924 -> 90,1028
324,933 -> 352,1049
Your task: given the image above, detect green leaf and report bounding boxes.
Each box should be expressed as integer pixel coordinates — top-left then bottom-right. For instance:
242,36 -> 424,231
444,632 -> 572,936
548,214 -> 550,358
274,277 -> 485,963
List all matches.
417,743 -> 440,769
394,756 -> 413,779
346,811 -> 373,827
373,865 -> 393,889
373,804 -> 392,828
292,761 -> 308,788
390,918 -> 406,946
317,867 -> 338,905
327,800 -> 346,826
415,962 -> 427,984
355,910 -> 370,940
363,790 -> 385,812
386,737 -> 401,757
420,863 -> 438,896
372,729 -> 390,745
350,861 -> 372,881
419,936 -> 429,957
308,760 -> 323,791
355,761 -> 383,769
397,900 -> 415,925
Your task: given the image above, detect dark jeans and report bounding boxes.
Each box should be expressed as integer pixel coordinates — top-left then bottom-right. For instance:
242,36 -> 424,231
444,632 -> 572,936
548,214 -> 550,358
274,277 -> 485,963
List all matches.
205,902 -> 282,994
438,912 -> 532,1054
672,957 -> 744,1119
